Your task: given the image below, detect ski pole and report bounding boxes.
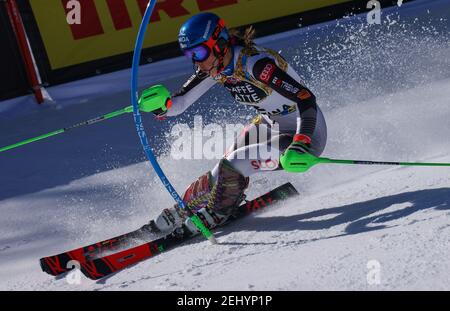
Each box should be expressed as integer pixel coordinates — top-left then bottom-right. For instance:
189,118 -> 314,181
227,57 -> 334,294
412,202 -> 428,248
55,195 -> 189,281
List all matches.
0,106 -> 133,153
283,151 -> 450,173
319,158 -> 450,167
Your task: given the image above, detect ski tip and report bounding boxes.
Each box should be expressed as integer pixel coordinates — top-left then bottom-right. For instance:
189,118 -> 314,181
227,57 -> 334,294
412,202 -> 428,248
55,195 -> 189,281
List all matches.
39,257 -> 52,275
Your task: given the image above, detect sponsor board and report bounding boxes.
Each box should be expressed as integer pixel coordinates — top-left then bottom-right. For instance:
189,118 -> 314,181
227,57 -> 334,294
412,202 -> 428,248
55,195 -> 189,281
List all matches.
29,0 -> 352,69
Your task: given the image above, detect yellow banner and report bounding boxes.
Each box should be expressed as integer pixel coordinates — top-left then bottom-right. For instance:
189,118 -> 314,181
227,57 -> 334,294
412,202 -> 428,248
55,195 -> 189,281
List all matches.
29,0 -> 351,70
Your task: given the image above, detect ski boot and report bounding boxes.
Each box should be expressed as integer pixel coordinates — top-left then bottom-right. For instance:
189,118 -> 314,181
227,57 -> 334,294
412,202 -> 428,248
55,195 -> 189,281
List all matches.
148,159 -> 249,236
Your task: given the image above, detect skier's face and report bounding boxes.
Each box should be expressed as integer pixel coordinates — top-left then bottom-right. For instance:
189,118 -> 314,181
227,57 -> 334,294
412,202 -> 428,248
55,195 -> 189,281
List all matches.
195,52 -> 220,77
194,47 -> 232,77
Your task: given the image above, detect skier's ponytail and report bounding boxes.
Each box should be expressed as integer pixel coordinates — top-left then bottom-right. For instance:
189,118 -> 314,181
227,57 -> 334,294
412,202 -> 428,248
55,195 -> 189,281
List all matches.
229,26 -> 256,47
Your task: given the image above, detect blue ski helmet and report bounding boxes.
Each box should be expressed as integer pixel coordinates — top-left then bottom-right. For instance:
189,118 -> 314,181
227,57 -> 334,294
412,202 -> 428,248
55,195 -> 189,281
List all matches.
178,13 -> 230,62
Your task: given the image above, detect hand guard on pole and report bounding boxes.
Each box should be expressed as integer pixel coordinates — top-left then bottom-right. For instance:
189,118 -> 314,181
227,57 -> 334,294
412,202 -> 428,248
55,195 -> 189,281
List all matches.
280,134 -> 320,173
138,85 -> 172,119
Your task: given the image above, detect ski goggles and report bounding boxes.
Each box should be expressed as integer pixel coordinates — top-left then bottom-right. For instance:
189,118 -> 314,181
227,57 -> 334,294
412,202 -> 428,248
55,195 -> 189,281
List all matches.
182,19 -> 226,63
183,44 -> 211,62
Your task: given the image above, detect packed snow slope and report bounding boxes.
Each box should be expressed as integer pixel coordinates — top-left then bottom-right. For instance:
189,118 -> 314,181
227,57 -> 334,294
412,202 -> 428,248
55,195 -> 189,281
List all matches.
0,0 -> 449,290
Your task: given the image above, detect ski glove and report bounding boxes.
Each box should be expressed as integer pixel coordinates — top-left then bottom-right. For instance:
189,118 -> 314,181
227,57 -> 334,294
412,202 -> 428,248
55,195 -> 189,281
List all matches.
138,85 -> 172,119
280,134 -> 319,173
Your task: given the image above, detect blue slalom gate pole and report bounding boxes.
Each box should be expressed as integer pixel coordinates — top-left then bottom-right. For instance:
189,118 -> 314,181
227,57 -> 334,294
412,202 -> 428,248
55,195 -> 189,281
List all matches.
130,0 -> 216,244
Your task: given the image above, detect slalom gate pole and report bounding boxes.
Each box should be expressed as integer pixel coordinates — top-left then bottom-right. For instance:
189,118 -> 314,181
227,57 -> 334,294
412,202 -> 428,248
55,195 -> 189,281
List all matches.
5,0 -> 44,104
130,0 -> 216,244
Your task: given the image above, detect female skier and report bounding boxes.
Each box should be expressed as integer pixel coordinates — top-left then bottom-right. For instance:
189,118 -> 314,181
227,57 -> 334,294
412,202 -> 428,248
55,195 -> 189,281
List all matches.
141,12 -> 327,235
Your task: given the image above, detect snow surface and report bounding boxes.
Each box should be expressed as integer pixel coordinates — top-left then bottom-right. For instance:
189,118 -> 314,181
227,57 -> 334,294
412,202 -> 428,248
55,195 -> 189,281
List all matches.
0,0 -> 449,290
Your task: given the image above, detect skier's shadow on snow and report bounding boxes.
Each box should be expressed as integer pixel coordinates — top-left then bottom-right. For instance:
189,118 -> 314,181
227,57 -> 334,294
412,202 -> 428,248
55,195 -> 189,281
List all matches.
93,188 -> 450,284
220,188 -> 450,238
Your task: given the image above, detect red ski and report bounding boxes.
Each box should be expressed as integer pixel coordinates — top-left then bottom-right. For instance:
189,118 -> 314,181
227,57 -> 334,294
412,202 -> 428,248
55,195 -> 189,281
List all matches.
40,183 -> 298,280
